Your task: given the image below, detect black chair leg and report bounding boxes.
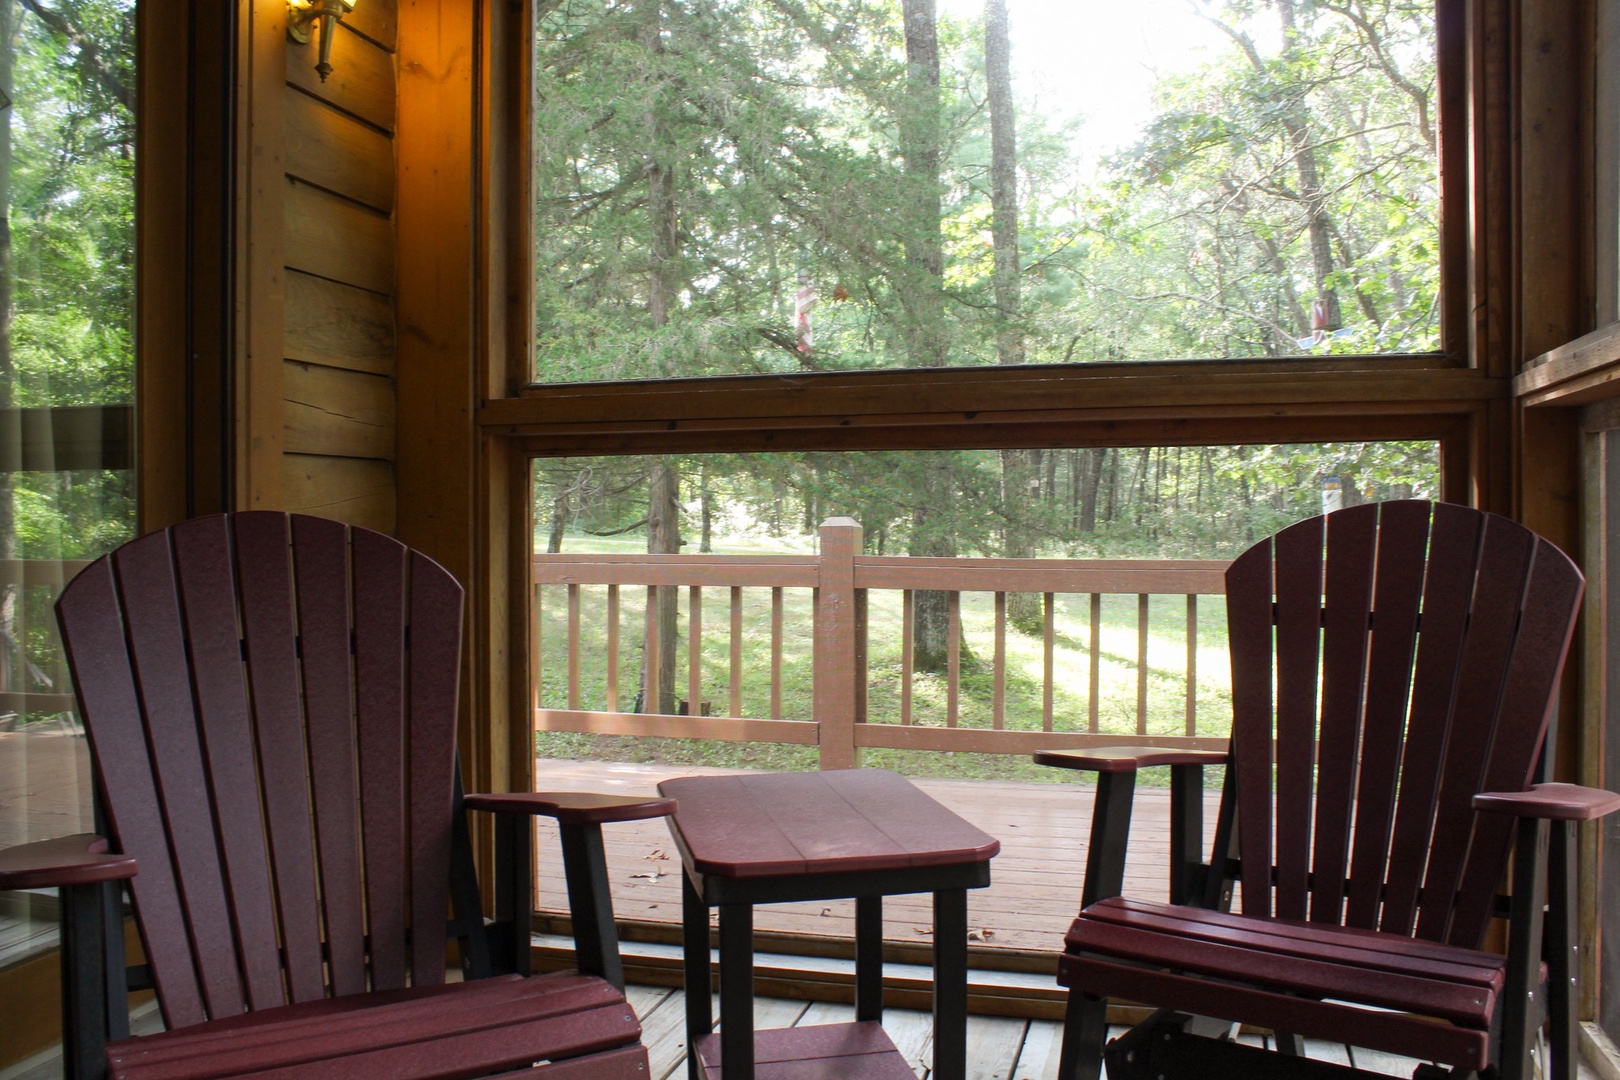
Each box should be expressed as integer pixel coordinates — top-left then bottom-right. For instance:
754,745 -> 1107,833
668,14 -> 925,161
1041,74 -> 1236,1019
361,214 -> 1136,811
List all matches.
1058,989 -> 1108,1080
1546,820 -> 1577,1080
558,821 -> 623,991
60,881 -> 109,1080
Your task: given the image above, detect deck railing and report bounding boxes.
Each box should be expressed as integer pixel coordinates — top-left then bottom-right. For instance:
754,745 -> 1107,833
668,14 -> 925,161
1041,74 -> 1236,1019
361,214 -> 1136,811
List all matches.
0,558 -> 89,723
533,518 -> 1233,769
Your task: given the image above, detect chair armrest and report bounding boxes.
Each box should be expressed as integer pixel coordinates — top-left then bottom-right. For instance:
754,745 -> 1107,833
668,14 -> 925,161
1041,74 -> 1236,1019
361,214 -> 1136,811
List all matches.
1473,783 -> 1620,821
463,792 -> 671,990
1035,745 -> 1230,773
0,833 -> 137,890
463,791 -> 675,825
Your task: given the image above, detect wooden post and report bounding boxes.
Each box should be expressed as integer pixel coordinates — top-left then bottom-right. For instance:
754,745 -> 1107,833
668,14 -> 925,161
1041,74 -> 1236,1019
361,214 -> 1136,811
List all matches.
816,518 -> 863,770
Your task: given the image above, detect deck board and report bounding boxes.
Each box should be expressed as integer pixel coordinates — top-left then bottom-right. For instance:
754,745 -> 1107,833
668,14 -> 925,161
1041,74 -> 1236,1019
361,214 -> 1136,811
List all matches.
532,758 -> 1221,956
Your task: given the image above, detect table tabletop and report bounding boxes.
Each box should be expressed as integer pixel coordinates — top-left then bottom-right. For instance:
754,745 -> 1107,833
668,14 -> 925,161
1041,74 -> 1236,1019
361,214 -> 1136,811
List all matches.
657,768 -> 1001,880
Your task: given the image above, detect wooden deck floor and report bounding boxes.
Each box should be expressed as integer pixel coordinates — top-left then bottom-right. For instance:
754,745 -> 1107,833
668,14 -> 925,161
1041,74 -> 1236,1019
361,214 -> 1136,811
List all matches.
532,758 -> 1222,957
627,986 -> 1061,1080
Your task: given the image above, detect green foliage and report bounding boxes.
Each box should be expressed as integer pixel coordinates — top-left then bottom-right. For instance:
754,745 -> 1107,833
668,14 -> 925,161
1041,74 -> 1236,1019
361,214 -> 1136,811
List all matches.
0,1 -> 138,716
532,0 -> 1437,378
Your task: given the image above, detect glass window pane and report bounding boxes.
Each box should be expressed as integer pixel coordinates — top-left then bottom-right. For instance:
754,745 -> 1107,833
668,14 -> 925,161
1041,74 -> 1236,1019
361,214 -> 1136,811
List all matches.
533,1 -> 1438,383
0,0 -> 135,1001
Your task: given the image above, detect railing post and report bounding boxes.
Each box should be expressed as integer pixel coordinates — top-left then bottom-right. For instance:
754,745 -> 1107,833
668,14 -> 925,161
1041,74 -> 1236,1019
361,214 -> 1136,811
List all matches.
816,517 -> 863,770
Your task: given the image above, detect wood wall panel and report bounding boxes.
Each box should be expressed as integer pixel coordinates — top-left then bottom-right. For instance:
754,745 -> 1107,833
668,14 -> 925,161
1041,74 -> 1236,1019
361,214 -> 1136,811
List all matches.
284,179 -> 394,295
283,454 -> 395,533
285,90 -> 393,211
285,22 -> 395,131
284,269 -> 394,376
284,361 -> 396,459
279,0 -> 397,535
344,0 -> 398,49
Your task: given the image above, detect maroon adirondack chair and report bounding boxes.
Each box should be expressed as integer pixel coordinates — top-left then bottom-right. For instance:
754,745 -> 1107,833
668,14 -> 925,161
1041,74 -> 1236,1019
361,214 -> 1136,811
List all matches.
0,512 -> 673,1080
1036,501 -> 1620,1080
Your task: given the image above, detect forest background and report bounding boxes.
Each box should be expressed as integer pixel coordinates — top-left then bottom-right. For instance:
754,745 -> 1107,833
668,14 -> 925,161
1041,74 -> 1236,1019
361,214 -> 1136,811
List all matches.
0,1 -> 1442,722
529,0 -> 1442,705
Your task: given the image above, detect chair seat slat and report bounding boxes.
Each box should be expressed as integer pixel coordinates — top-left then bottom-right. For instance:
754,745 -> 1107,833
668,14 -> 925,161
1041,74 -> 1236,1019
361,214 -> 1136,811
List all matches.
1057,955 -> 1491,1069
1073,898 -> 1503,986
1065,914 -> 1498,1027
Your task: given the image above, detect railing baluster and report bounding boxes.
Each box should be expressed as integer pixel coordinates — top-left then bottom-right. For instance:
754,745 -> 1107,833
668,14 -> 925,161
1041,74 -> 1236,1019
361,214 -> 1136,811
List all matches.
730,586 -> 743,718
1185,593 -> 1198,736
947,591 -> 961,728
531,582 -> 542,715
606,584 -> 620,712
1043,592 -> 1055,733
567,583 -> 581,710
771,587 -> 783,720
901,590 -> 914,725
688,585 -> 703,716
993,592 -> 1006,730
1136,593 -> 1150,736
1088,593 -> 1102,734
644,585 -> 659,714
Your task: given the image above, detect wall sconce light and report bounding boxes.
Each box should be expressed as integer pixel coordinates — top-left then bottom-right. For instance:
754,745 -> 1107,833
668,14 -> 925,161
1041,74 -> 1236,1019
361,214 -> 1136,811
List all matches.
287,0 -> 357,83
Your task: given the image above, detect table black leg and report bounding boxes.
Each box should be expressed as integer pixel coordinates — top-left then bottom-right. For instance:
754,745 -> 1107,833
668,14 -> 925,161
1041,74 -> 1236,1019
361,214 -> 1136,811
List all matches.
855,895 -> 883,1022
682,874 -> 712,1080
719,902 -> 755,1080
933,887 -> 969,1080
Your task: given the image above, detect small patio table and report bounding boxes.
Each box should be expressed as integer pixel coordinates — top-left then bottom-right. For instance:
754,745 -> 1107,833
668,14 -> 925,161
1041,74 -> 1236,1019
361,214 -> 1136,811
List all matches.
657,768 -> 1000,1080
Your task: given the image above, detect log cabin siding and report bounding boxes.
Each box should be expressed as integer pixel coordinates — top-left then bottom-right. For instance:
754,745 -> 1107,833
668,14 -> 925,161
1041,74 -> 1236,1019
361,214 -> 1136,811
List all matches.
281,9 -> 397,535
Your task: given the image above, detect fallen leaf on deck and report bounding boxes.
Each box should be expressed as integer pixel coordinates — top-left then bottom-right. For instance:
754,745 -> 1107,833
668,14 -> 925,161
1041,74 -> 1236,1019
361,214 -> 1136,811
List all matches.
968,928 -> 997,942
629,870 -> 664,881
820,908 -> 833,917
646,849 -> 670,860
913,927 -> 933,935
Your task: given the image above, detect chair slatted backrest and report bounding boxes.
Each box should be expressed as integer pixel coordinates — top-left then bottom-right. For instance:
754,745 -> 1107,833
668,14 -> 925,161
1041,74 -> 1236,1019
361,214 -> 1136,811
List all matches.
56,513 -> 465,1029
1225,500 -> 1582,948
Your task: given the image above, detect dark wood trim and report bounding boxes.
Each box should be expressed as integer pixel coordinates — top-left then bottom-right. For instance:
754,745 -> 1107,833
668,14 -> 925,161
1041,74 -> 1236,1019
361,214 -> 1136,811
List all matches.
137,0 -> 240,529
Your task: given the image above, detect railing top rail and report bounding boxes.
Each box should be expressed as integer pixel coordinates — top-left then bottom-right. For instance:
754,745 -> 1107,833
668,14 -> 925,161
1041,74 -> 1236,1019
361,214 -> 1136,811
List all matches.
533,551 -> 1232,594
0,558 -> 97,589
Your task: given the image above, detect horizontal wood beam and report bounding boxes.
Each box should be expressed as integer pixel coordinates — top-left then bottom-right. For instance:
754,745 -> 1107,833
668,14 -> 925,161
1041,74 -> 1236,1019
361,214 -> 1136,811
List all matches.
536,709 -> 820,744
853,726 -> 1231,755
488,362 -> 1495,454
1515,321 -> 1620,407
0,406 -> 133,473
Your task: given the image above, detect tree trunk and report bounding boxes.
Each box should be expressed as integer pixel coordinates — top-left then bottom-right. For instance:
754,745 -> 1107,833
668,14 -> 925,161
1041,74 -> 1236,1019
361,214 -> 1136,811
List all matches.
647,458 -> 681,714
986,0 -> 1022,366
547,490 -> 570,554
636,0 -> 682,712
898,0 -> 948,369
698,462 -> 713,554
898,0 -> 958,667
1275,0 -> 1340,333
0,0 -> 16,695
1079,449 -> 1105,534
